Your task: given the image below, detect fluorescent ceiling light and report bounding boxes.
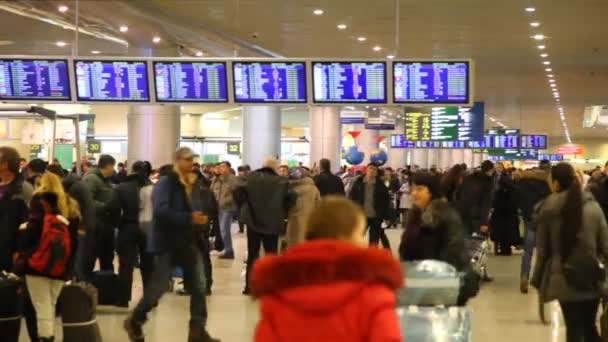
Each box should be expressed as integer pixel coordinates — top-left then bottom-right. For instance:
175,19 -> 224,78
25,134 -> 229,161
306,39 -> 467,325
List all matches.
58,5 -> 68,12
540,53 -> 548,58
357,37 -> 367,42
530,22 -> 540,27
537,45 -> 546,50
152,36 -> 161,43
373,46 -> 382,51
196,51 -> 203,57
532,34 -> 546,40
543,61 -> 551,65
313,9 -> 324,15
387,55 -> 395,59
91,50 -> 100,54
119,26 -> 129,33
525,7 -> 536,12
56,41 -> 66,47
337,24 -> 347,30
545,68 -> 552,72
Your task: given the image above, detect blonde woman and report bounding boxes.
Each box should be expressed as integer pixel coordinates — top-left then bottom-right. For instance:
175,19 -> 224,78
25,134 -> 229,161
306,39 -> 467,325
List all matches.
16,172 -> 80,342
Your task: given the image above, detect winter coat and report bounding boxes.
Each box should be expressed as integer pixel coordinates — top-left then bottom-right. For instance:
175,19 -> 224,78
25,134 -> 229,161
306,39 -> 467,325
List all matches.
115,174 -> 147,232
515,169 -> 551,222
63,174 -> 95,233
0,179 -> 31,271
349,176 -> 390,220
531,191 -> 608,303
398,182 -> 412,209
453,171 -> 494,234
589,177 -> 608,222
234,167 -> 295,236
211,174 -> 237,211
251,239 -> 403,342
399,199 -> 467,271
286,178 -> 321,246
83,168 -> 117,230
17,192 -> 79,280
313,171 -> 345,197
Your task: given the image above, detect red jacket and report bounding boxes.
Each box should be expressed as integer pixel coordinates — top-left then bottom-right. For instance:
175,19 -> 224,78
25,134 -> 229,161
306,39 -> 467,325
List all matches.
251,239 -> 404,342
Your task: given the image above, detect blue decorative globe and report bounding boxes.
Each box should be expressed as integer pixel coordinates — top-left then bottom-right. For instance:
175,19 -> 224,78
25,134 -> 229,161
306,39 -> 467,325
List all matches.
344,145 -> 365,165
369,149 -> 388,166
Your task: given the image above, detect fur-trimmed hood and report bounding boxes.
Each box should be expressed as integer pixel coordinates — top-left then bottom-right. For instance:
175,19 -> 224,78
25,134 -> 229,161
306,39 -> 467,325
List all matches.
250,239 -> 403,311
420,198 -> 450,227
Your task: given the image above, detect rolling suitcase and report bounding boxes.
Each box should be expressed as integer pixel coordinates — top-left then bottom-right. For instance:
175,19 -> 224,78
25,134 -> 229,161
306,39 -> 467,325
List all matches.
58,281 -> 103,342
397,306 -> 472,342
398,260 -> 461,306
0,272 -> 23,342
92,270 -> 119,305
464,233 -> 489,276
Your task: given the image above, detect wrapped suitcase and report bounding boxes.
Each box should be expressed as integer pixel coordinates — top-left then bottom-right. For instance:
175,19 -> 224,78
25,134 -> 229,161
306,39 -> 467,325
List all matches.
397,260 -> 461,306
58,281 -> 103,342
398,306 -> 472,342
92,270 -> 119,305
0,272 -> 23,342
464,233 -> 489,276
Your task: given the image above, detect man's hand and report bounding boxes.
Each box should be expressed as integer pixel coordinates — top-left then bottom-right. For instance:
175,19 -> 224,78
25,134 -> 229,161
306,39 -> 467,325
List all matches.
192,211 -> 209,225
480,225 -> 489,234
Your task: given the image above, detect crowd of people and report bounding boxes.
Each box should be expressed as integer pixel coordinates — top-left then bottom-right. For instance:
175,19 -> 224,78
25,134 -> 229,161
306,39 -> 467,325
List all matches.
2,144 -> 608,341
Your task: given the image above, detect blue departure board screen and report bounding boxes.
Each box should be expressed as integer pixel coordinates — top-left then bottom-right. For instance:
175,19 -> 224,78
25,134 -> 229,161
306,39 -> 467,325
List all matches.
493,135 -> 519,148
153,61 -> 228,102
0,59 -> 70,100
441,141 -> 467,148
520,135 -> 547,149
312,61 -> 387,103
75,60 -> 149,102
539,154 -> 564,161
232,61 -> 306,103
393,61 -> 470,104
390,135 -> 415,148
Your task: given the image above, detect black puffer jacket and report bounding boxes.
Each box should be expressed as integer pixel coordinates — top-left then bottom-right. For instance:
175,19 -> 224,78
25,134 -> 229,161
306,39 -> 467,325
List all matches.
399,199 -> 466,270
516,169 -> 551,222
0,179 -> 30,271
453,171 -> 494,234
349,176 -> 390,220
313,171 -> 345,197
115,174 -> 148,231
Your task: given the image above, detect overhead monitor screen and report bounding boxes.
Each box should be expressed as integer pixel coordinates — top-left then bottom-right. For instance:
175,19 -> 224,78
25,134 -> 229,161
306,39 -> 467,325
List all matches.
441,141 -> 467,148
0,59 -> 70,100
467,136 -> 493,148
390,135 -> 415,148
312,61 -> 387,103
520,135 -> 547,149
492,135 -> 519,148
539,154 -> 564,161
232,61 -> 306,103
393,61 -> 470,104
486,128 -> 520,136
154,61 -> 228,102
488,149 -> 538,160
583,106 -> 608,129
75,60 -> 150,102
404,102 -> 484,141
416,141 -> 441,148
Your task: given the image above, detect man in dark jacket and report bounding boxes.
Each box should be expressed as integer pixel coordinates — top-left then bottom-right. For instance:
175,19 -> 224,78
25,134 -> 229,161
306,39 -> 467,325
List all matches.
313,158 -> 345,197
24,158 -> 47,188
83,154 -> 118,272
115,161 -> 154,307
349,163 -> 391,249
454,160 -> 495,236
235,157 -> 294,295
125,147 -> 219,342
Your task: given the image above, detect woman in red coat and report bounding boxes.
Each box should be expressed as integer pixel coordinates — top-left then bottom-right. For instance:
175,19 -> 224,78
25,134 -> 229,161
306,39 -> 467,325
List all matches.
251,196 -> 403,342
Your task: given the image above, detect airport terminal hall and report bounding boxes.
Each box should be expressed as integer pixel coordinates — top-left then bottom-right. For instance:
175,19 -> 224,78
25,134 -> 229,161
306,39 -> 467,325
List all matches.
2,0 -> 608,341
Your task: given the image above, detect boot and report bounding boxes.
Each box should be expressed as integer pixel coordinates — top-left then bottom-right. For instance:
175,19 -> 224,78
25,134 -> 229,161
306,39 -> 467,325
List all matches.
520,276 -> 529,294
188,322 -> 221,342
124,314 -> 145,342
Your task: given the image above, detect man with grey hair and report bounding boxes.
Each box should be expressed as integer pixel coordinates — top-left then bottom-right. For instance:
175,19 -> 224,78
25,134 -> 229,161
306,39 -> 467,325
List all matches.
235,157 -> 295,294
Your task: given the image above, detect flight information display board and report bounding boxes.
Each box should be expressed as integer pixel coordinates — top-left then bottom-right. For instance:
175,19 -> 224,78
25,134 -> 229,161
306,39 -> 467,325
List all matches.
405,102 -> 484,141
520,135 -> 547,149
75,60 -> 150,102
441,141 -> 467,148
0,59 -> 70,100
154,61 -> 228,102
539,154 -> 564,161
486,128 -> 520,136
493,135 -> 519,148
232,61 -> 306,103
312,61 -> 386,103
393,61 -> 470,104
488,149 -> 539,160
390,135 -> 415,148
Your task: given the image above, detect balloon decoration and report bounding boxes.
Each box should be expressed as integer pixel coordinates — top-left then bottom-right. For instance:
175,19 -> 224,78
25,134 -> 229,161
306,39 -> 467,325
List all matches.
369,149 -> 388,166
344,145 -> 365,166
374,135 -> 385,143
347,131 -> 361,139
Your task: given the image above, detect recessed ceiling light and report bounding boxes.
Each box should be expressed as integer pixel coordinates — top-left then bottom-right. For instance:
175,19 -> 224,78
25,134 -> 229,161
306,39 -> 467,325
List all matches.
540,53 -> 548,58
313,9 -> 324,15
537,45 -> 546,50
56,41 -> 66,47
58,5 -> 68,12
373,46 -> 382,51
525,7 -> 536,12
548,74 -> 554,78
152,36 -> 161,43
550,84 -> 556,88
357,37 -> 367,42
545,68 -> 552,72
543,61 -> 551,65
532,34 -> 546,40
196,51 -> 203,57
91,50 -> 100,54
387,55 -> 395,59
337,24 -> 347,30
530,22 -> 541,27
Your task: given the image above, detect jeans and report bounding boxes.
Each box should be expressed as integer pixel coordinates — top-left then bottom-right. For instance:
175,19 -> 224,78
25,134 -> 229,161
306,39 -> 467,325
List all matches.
559,299 -> 600,342
367,217 -> 391,249
245,229 -> 279,291
25,275 -> 64,338
218,210 -> 235,256
117,226 -> 153,304
133,249 -> 208,325
520,221 -> 537,278
75,230 -> 97,281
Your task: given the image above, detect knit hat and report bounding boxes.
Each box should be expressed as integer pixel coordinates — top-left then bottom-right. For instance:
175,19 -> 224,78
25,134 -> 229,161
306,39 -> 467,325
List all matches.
411,172 -> 442,199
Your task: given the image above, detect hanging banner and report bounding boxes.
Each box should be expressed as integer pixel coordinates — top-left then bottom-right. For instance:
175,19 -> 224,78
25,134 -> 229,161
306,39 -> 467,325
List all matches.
227,141 -> 241,155
365,117 -> 396,130
340,110 -> 367,124
556,144 -> 583,155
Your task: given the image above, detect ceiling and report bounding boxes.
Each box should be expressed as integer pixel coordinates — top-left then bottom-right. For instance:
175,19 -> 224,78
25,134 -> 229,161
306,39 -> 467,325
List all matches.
1,0 -> 608,143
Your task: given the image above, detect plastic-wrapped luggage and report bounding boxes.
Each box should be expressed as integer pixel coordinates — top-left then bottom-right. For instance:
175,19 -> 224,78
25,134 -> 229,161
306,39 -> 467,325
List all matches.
464,233 -> 489,276
58,281 -> 103,342
398,306 -> 472,342
398,260 -> 461,306
0,272 -> 22,342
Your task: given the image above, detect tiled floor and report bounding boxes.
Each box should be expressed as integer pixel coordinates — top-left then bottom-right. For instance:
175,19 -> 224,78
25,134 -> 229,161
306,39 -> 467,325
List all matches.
19,229 -> 566,341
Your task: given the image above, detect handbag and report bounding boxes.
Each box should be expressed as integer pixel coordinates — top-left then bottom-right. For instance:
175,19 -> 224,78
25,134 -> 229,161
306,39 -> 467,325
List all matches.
563,244 -> 606,292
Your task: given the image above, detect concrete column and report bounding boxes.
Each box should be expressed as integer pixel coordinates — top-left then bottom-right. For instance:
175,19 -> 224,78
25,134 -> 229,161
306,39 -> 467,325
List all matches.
242,106 -> 281,169
387,120 -> 407,168
412,149 -> 429,169
463,149 -> 474,168
127,104 -> 180,168
427,149 -> 439,169
472,152 -> 483,168
357,126 -> 379,165
310,106 -> 341,172
439,149 -> 452,170
451,149 -> 465,165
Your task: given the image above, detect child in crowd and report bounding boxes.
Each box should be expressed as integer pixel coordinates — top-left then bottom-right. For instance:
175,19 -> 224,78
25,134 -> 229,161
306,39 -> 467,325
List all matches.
250,196 -> 403,342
